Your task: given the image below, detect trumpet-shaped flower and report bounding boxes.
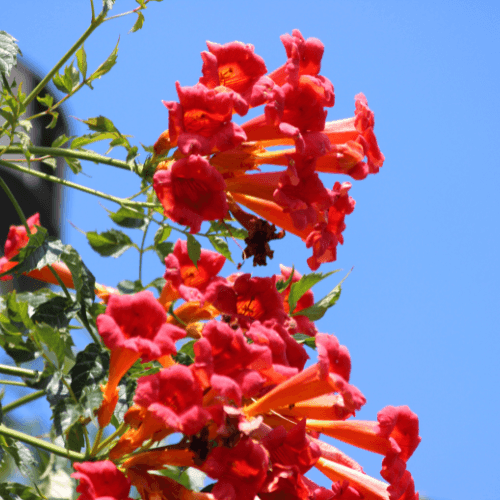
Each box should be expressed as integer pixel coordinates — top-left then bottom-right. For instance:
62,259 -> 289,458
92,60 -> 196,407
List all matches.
153,155 -> 229,234
96,291 -> 185,427
71,461 -> 133,500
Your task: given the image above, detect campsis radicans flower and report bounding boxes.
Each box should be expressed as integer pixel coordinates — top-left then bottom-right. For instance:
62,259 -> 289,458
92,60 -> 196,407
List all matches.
0,213 -> 117,301
153,29 -> 384,270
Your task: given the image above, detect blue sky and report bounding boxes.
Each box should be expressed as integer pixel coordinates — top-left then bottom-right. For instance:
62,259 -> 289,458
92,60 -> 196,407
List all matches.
3,1 -> 500,499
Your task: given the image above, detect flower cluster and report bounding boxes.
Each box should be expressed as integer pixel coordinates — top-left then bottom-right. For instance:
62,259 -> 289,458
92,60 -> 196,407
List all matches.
0,30 -> 417,500
70,236 -> 419,500
152,30 -> 384,270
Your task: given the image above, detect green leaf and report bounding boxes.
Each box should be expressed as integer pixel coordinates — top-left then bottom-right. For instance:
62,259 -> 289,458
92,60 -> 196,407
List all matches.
117,279 -> 143,294
46,111 -> 59,129
209,221 -> 248,240
146,277 -> 166,295
36,93 -> 53,108
52,398 -> 82,437
208,235 -> 233,263
76,44 -> 87,80
62,155 -> 81,173
52,64 -> 79,94
293,273 -> 350,322
87,229 -> 133,258
41,157 -> 57,170
31,296 -> 78,329
71,131 -> 120,149
90,38 -> 119,81
275,265 -> 295,293
109,206 -> 146,228
288,270 -> 337,314
186,234 -> 201,269
125,145 -> 139,163
69,343 -> 109,399
0,107 -> 15,127
155,241 -> 174,264
110,377 -> 137,429
154,225 -> 172,245
34,323 -> 69,368
0,482 -> 44,500
81,114 -> 119,134
0,31 -> 22,81
60,244 -> 96,309
173,340 -> 196,366
292,333 -> 316,349
3,436 -> 37,479
130,11 -> 145,32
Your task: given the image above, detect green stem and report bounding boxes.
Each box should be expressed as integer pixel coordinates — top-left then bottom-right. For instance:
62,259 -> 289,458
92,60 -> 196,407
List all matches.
0,380 -> 29,387
0,174 -> 30,233
95,422 -> 128,455
138,217 -> 151,283
0,364 -> 38,379
0,159 -> 157,209
0,424 -> 85,461
5,145 -> 134,172
90,427 -> 104,457
2,390 -> 45,414
23,14 -> 105,109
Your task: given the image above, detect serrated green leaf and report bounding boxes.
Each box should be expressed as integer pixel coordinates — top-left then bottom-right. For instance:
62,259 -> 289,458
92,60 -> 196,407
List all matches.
36,93 -> 53,108
155,241 -> 174,264
154,225 -> 171,244
109,206 -> 146,228
0,31 -> 22,81
34,323 -> 67,367
71,131 -> 120,149
0,107 -> 15,127
63,155 -> 82,174
81,115 -> 118,133
208,235 -> 233,263
76,44 -> 87,80
209,221 -> 248,240
141,143 -> 155,153
61,245 -> 96,310
86,229 -> 133,258
69,343 -> 109,400
90,38 -> 119,81
41,157 -> 57,170
130,11 -> 145,33
186,234 -> 201,269
288,270 -> 337,314
51,133 -> 73,148
64,64 -> 80,91
117,279 -> 143,294
294,278 -> 345,322
52,64 -> 79,94
31,296 -> 78,328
